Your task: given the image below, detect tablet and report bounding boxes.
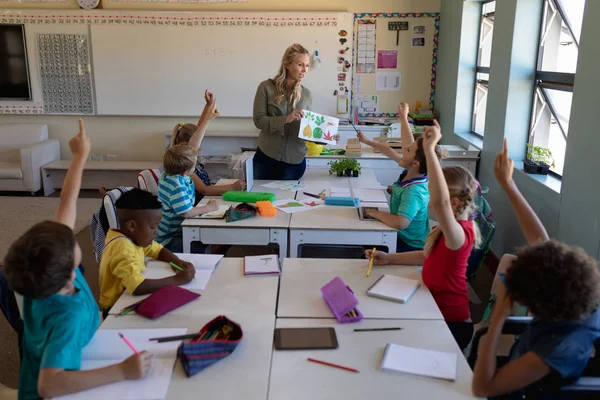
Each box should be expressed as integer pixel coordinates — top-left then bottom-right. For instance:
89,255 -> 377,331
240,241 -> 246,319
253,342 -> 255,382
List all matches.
274,327 -> 338,350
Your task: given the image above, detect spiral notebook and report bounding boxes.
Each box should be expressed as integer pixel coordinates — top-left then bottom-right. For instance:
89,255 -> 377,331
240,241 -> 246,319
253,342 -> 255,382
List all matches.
366,274 -> 420,304
381,343 -> 457,381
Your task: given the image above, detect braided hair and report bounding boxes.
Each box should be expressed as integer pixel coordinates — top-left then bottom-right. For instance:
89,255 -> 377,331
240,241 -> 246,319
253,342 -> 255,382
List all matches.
424,166 -> 482,256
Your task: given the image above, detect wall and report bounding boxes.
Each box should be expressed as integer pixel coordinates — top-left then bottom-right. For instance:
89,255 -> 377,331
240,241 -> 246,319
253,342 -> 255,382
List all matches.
435,0 -> 600,258
0,0 -> 440,161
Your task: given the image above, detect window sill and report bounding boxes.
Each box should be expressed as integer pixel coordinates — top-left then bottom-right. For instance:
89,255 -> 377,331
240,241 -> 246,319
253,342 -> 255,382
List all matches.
454,132 -> 483,150
513,161 -> 562,194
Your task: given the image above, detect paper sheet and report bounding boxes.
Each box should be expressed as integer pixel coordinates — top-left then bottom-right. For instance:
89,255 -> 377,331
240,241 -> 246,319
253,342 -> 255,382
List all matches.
214,179 -> 239,186
368,274 -> 420,303
381,343 -> 458,381
261,181 -> 306,192
376,72 -> 402,91
56,358 -> 177,400
244,254 -> 280,275
272,198 -> 325,214
330,187 -> 388,203
172,253 -> 224,270
143,264 -> 214,291
193,204 -> 231,219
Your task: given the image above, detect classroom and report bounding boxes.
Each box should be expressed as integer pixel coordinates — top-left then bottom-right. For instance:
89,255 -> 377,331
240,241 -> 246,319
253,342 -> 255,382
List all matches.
1,0 -> 599,398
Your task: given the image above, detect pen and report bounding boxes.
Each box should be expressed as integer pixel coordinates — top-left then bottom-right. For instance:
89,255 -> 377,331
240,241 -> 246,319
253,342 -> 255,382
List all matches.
366,247 -> 376,277
353,327 -> 403,332
303,192 -> 321,199
170,262 -> 183,271
119,333 -> 139,355
307,358 -> 359,373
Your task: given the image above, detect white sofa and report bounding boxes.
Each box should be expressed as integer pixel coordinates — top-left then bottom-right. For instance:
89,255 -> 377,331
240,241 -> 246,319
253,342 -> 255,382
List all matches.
0,124 -> 60,193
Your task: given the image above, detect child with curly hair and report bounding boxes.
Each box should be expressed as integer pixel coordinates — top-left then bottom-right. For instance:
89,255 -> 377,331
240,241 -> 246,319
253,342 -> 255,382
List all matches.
472,140 -> 600,398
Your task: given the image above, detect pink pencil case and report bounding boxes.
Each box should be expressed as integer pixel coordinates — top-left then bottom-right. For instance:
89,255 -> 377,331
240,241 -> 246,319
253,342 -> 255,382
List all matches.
127,286 -> 201,319
321,277 -> 363,323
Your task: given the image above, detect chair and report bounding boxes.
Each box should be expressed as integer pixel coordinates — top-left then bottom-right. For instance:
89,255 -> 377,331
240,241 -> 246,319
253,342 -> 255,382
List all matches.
137,168 -> 162,195
0,124 -> 60,193
90,187 -> 133,263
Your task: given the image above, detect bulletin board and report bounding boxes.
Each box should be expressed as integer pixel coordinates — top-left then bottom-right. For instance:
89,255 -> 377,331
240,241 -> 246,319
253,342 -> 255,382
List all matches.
352,13 -> 440,119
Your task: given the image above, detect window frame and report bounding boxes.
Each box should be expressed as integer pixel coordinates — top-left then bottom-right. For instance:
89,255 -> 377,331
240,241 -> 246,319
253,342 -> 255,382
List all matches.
528,0 -> 579,178
471,0 -> 496,137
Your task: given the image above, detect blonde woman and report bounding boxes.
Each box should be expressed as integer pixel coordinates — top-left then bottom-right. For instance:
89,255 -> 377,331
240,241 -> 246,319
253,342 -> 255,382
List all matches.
252,44 -> 312,180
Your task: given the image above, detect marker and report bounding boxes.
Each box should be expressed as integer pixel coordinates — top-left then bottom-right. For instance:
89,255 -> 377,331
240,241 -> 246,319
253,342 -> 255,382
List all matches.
170,262 -> 183,271
354,327 -> 403,332
119,333 -> 139,355
366,248 -> 376,277
308,358 -> 359,373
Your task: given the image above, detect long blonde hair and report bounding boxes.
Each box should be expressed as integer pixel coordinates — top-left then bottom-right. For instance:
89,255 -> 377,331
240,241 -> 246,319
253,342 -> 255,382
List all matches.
171,123 -> 197,146
273,44 -> 309,108
424,166 -> 482,256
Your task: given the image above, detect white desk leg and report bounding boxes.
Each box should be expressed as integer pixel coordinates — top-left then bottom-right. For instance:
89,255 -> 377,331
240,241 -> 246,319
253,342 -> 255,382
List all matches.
182,227 -> 192,253
289,230 -> 301,258
382,231 -> 397,253
270,229 -> 288,258
42,167 -> 55,197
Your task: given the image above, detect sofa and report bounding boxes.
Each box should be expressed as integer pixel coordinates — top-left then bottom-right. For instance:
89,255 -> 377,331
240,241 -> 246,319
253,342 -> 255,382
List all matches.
0,124 -> 60,193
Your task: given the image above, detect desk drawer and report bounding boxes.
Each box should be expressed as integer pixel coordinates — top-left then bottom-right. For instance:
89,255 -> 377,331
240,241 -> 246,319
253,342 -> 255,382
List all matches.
200,228 -> 270,245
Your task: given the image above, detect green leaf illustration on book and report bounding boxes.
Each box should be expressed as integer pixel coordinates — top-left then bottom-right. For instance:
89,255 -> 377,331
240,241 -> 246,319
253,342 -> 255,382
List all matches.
313,127 -> 323,139
314,116 -> 325,126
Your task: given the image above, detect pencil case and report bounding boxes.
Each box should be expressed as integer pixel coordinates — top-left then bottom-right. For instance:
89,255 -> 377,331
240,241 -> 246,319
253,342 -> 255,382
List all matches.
222,191 -> 276,203
178,315 -> 243,377
324,196 -> 360,207
256,201 -> 277,217
321,277 -> 363,323
122,286 -> 200,319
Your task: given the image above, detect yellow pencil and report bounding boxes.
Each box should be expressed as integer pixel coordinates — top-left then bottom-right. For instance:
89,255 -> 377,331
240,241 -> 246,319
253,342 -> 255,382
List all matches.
366,248 -> 376,277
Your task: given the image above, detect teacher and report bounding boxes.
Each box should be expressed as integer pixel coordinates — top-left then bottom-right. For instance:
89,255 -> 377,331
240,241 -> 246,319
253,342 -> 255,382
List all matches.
253,44 -> 312,180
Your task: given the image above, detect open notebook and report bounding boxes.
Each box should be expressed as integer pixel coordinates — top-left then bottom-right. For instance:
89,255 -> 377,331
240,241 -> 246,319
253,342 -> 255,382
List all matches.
55,328 -> 187,400
381,343 -> 458,381
142,254 -> 224,291
244,254 -> 280,276
194,205 -> 232,219
367,274 -> 420,304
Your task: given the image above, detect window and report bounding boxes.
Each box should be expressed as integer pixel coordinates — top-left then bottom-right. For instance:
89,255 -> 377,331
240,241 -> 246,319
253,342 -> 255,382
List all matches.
472,1 -> 495,136
529,0 -> 586,176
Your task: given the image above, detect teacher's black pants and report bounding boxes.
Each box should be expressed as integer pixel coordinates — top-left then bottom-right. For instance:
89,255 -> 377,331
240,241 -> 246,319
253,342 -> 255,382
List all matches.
253,147 -> 307,180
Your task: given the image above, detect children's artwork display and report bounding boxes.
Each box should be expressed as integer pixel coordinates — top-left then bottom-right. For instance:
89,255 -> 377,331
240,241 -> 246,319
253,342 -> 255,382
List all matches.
298,110 -> 339,146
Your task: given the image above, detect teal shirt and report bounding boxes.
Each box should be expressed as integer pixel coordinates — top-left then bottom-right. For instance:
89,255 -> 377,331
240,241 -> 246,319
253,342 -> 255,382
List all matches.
390,172 -> 430,249
19,267 -> 100,400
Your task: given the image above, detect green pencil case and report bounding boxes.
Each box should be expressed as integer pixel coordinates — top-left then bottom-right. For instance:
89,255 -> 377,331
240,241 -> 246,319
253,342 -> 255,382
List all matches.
222,191 -> 276,203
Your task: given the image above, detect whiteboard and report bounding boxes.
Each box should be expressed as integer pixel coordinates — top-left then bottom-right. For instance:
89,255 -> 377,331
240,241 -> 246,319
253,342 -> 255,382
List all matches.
90,13 -> 352,117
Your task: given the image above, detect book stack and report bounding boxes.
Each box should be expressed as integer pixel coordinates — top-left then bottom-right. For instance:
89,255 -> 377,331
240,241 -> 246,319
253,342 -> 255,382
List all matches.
345,138 -> 362,154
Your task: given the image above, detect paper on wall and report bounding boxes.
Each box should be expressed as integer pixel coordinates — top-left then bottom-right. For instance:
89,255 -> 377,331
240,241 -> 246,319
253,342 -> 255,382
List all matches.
376,72 -> 402,91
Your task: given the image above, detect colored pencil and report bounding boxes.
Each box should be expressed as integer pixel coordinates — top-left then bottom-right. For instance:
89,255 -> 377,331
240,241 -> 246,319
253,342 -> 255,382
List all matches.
170,262 -> 183,271
150,333 -> 202,342
307,358 -> 359,373
119,333 -> 139,355
303,192 -> 321,199
366,248 -> 376,277
353,327 -> 403,332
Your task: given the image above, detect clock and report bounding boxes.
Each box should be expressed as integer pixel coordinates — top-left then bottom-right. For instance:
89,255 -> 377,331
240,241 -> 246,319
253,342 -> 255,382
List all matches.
77,0 -> 99,10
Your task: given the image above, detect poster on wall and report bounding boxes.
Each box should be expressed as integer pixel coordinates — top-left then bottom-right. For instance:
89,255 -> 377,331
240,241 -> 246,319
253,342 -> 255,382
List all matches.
411,37 -> 426,47
377,50 -> 398,69
376,72 -> 402,91
357,21 -> 376,73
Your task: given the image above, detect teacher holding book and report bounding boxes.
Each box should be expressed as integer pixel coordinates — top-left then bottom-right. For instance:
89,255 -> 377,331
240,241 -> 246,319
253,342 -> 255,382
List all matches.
252,43 -> 313,180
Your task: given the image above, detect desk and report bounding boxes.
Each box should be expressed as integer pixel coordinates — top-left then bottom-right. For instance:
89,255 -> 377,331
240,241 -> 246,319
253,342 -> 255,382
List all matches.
42,160 -> 161,196
110,258 -> 279,316
181,200 -> 291,257
277,259 -> 442,320
102,313 -> 274,400
288,205 -> 397,257
269,318 -> 480,400
300,167 -> 376,183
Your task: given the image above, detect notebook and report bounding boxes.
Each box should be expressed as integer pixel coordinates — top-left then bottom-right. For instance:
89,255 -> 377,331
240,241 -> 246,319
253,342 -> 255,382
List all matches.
55,328 -> 187,400
366,274 -> 421,304
380,343 -> 458,381
244,254 -> 280,276
194,205 -> 232,219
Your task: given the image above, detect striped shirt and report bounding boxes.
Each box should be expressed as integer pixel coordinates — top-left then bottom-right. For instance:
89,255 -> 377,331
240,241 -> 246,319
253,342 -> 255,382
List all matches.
157,173 -> 195,245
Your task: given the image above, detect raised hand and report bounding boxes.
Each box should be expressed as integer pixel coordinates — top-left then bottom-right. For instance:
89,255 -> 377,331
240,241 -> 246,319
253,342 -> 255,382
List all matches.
422,120 -> 441,151
69,119 -> 91,159
494,138 -> 514,188
398,102 -> 410,119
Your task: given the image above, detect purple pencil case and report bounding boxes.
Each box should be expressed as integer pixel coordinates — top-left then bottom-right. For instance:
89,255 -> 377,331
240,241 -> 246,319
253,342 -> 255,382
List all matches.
320,277 -> 363,323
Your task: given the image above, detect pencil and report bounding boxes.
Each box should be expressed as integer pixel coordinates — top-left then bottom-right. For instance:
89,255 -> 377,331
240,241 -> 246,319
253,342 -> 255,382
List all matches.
350,121 -> 359,133
119,333 -> 139,355
307,358 -> 359,373
170,262 -> 183,271
150,333 -> 202,342
303,192 -> 321,199
353,327 -> 403,332
366,247 -> 376,277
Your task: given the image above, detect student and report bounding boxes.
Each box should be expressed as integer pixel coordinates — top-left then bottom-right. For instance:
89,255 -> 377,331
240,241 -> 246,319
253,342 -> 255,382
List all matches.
171,90 -> 243,201
0,263 -> 23,359
3,121 -> 152,400
99,188 -> 196,315
156,143 -> 218,253
366,120 -> 481,350
358,103 -> 442,252
471,140 -> 600,398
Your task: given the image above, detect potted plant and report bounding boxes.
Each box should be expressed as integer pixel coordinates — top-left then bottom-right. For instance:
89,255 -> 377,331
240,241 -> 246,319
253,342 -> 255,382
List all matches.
328,159 -> 345,177
524,144 -> 555,175
341,158 -> 361,177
